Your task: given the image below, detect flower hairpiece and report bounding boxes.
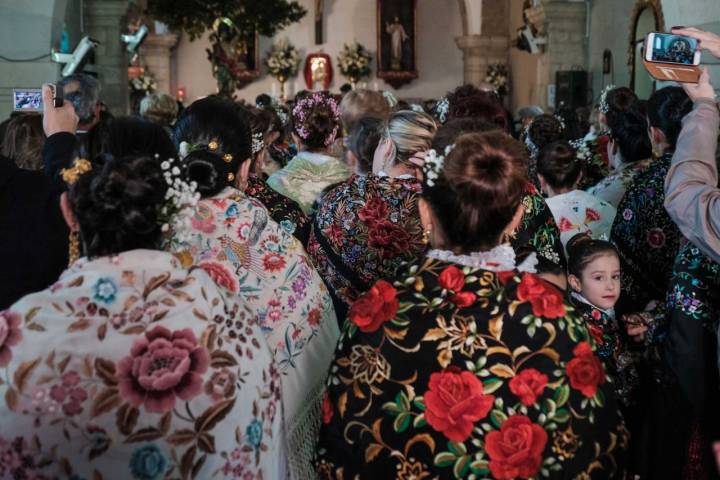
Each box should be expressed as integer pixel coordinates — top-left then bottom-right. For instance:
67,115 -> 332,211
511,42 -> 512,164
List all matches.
410,103 -> 425,113
554,115 -> 566,132
178,140 -> 233,163
570,139 -> 592,163
159,156 -> 199,248
423,144 -> 454,187
292,93 -> 341,146
383,91 -> 398,108
61,158 -> 93,185
522,124 -> 539,159
598,84 -> 616,114
436,97 -> 450,124
251,132 -> 265,155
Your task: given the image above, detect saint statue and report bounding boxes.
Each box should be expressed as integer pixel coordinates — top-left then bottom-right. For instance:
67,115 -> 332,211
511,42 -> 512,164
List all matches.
386,16 -> 409,71
310,56 -> 329,90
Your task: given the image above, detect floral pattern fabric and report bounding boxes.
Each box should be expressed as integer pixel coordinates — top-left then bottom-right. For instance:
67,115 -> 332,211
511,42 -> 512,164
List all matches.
0,250 -> 283,479
267,151 -> 352,214
315,257 -> 628,479
610,153 -> 681,315
245,174 -> 310,246
545,190 -> 617,249
586,160 -> 651,208
569,295 -> 640,408
576,135 -> 611,191
307,174 -> 426,317
513,183 -> 566,267
171,187 -> 339,479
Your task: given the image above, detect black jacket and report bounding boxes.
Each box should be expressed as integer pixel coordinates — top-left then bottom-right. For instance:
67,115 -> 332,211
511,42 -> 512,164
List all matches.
0,154 -> 68,309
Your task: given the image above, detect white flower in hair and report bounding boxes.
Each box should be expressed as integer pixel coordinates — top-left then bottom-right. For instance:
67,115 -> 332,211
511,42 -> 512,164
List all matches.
178,141 -> 190,159
436,97 -> 449,124
251,132 -> 265,155
423,144 -> 454,187
599,84 -> 616,115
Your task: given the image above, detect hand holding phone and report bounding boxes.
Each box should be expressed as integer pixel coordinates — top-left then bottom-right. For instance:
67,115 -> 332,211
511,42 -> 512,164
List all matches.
645,32 -> 701,65
42,84 -> 79,137
12,84 -> 63,112
672,27 -> 720,59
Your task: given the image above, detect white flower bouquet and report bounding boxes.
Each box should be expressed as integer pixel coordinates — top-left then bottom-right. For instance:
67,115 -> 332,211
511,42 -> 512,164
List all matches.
129,73 -> 157,94
485,63 -> 509,98
264,38 -> 300,81
337,42 -> 372,83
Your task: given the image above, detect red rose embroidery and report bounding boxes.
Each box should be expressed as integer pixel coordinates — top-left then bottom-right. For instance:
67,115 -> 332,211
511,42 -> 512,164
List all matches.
509,369 -> 548,406
591,309 -> 601,321
587,323 -> 604,346
450,292 -> 477,308
199,261 -> 239,293
646,228 -> 666,249
516,273 -> 566,318
486,415 -> 548,479
262,252 -> 287,272
497,271 -> 516,285
367,221 -> 411,258
117,326 -> 210,413
566,341 -> 605,398
525,182 -> 539,196
438,266 -> 466,292
348,280 -> 399,333
585,208 -> 601,222
358,197 -> 390,226
324,223 -> 344,247
307,308 -> 322,327
425,370 -> 495,442
0,311 -> 22,367
558,217 -> 575,232
322,392 -> 333,424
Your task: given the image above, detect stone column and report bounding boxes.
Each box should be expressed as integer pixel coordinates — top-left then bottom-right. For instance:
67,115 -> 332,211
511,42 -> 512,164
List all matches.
84,0 -> 130,114
140,33 -> 179,95
525,0 -> 588,109
456,35 -> 509,86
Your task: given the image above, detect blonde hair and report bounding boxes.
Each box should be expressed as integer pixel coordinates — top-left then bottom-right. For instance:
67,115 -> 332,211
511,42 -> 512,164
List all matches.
382,110 -> 437,167
1,113 -> 45,170
340,89 -> 391,130
140,93 -> 179,127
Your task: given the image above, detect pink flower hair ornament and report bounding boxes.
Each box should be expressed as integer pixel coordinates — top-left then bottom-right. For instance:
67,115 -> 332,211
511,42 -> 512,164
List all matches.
292,93 -> 341,147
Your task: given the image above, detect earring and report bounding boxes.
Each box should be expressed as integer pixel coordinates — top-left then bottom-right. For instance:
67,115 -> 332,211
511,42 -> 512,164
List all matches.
422,229 -> 431,245
68,231 -> 80,265
227,172 -> 235,182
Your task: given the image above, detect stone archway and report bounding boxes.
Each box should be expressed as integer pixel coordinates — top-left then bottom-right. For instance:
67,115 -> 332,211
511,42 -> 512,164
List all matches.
628,0 -> 665,93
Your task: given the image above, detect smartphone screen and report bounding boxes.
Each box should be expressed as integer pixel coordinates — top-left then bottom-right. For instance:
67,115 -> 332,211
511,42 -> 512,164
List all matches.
649,33 -> 700,65
12,89 -> 43,112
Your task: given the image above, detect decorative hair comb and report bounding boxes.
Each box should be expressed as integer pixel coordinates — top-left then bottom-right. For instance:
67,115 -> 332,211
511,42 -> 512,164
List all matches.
61,158 -> 93,185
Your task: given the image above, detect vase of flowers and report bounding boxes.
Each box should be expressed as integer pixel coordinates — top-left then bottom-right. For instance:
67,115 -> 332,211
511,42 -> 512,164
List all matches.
337,42 -> 372,89
128,71 -> 158,114
485,63 -> 510,99
265,38 -> 300,102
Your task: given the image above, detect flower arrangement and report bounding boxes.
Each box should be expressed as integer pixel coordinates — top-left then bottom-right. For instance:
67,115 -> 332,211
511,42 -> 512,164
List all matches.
337,42 -> 372,84
129,73 -> 157,94
265,38 -> 300,81
485,63 -> 509,98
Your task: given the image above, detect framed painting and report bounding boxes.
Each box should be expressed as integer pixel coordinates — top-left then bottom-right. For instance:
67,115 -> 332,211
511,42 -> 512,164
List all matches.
377,0 -> 418,89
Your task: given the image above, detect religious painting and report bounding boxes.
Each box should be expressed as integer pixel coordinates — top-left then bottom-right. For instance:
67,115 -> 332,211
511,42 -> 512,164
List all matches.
207,18 -> 261,96
377,0 -> 418,89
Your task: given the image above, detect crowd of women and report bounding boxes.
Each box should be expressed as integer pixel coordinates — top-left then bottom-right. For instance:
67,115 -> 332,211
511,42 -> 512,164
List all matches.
0,26 -> 719,480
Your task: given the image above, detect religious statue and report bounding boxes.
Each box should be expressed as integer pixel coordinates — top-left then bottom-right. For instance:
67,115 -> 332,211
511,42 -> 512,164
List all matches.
304,52 -> 333,90
386,16 -> 409,71
311,56 -> 329,89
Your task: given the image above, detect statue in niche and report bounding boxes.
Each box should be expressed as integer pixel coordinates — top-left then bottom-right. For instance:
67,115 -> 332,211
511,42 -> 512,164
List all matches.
386,16 -> 409,70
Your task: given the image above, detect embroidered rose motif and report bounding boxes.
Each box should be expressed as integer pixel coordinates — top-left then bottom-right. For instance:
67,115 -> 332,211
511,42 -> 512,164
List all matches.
516,273 -> 566,318
438,265 -> 465,292
496,271 -> 516,285
321,392 -> 333,424
486,415 -> 548,480
622,208 -> 633,221
0,311 -> 22,367
246,419 -> 264,449
117,326 -> 210,413
450,291 -> 477,308
509,368 -> 548,406
348,280 -> 398,333
129,444 -> 167,480
566,341 -> 605,398
49,371 -> 89,416
646,228 -> 666,249
198,261 -> 239,293
93,278 -> 118,304
367,221 -> 411,258
307,308 -> 322,327
204,368 -> 236,402
358,196 -> 390,226
424,369 -> 495,442
191,203 -> 216,234
262,252 -> 287,272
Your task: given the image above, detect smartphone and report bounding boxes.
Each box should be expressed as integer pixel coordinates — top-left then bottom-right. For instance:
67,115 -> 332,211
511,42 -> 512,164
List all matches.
645,32 -> 701,65
11,84 -> 63,112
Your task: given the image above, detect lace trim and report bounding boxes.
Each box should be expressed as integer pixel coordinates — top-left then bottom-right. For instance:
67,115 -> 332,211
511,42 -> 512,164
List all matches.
285,378 -> 325,480
427,244 -> 537,273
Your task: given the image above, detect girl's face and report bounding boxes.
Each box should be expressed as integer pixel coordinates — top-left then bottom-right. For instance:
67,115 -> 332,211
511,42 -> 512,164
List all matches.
570,253 -> 621,310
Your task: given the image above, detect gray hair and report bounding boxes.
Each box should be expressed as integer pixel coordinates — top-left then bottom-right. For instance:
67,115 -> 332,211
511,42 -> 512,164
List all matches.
58,74 -> 101,124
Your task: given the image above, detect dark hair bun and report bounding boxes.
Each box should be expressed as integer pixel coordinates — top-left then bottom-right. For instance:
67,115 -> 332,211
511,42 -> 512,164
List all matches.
607,105 -> 651,163
537,141 -> 581,190
648,86 -> 693,150
291,93 -> 341,151
528,114 -> 564,151
70,155 -> 167,258
424,131 -> 528,252
183,149 -> 226,197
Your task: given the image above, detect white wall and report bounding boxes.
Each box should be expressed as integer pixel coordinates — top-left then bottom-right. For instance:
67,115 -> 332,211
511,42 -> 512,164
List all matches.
174,0 -> 465,103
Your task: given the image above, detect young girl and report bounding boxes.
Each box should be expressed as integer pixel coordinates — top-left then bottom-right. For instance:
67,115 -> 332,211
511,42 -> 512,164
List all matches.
566,233 -> 639,408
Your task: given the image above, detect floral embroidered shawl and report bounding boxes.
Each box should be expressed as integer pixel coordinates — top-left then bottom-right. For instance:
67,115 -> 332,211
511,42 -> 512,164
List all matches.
245,174 -> 311,246
0,250 -> 284,479
545,190 -> 617,249
267,151 -> 352,214
586,159 -> 651,208
315,257 -> 628,479
171,187 -> 339,479
307,174 -> 426,318
514,183 -> 566,267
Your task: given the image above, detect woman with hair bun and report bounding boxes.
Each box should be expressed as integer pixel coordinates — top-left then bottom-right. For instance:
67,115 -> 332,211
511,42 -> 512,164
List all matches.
523,113 -> 565,187
307,111 -> 434,321
268,92 -> 351,213
315,132 -> 628,479
0,154 -> 284,479
171,96 -> 339,479
538,141 -> 616,249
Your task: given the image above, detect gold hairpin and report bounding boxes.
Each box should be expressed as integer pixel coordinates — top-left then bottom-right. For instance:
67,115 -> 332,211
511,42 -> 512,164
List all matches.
208,140 -> 219,151
61,158 -> 93,185
222,153 -> 233,163
227,172 -> 235,182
